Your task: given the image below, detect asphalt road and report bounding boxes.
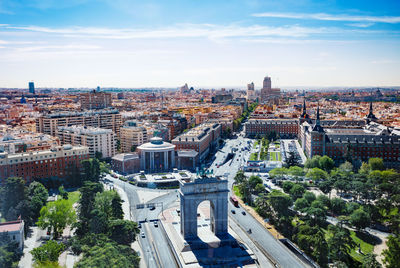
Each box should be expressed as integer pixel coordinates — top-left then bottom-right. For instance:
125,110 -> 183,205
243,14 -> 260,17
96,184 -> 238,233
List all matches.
209,135 -> 309,268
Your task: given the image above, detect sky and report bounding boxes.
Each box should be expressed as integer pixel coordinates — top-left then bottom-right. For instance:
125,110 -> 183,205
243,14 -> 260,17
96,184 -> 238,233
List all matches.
0,0 -> 400,89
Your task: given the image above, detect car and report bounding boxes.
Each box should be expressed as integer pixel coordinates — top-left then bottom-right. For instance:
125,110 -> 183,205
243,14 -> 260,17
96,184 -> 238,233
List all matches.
154,221 -> 158,227
149,206 -> 156,211
141,232 -> 145,238
138,223 -> 142,228
242,211 -> 246,216
231,209 -> 236,214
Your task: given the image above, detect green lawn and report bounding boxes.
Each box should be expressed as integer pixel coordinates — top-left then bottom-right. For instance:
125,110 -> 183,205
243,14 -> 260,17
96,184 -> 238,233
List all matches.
269,152 -> 281,161
67,191 -> 80,206
349,230 -> 374,262
249,153 -> 258,161
233,185 -> 242,198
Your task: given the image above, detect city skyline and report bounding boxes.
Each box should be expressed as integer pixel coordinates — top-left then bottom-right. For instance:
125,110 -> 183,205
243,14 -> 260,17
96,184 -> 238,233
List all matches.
0,1 -> 400,88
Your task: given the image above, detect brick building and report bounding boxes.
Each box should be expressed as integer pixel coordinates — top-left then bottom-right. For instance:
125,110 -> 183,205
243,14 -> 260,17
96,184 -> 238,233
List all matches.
0,145 -> 89,183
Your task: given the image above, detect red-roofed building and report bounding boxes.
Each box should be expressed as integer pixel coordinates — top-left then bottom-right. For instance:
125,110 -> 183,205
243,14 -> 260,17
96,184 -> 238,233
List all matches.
0,219 -> 24,250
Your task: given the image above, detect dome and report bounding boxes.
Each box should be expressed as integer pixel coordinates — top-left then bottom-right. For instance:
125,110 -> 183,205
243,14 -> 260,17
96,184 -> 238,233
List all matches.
137,137 -> 175,152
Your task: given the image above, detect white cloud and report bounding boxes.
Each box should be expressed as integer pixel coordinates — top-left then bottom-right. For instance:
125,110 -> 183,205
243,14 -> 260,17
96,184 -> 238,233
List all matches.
15,44 -> 101,52
252,12 -> 400,24
347,22 -> 375,28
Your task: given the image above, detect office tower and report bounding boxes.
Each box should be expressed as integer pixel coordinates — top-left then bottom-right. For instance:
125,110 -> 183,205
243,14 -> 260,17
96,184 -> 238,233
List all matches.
260,76 -> 280,103
29,82 -> 35,94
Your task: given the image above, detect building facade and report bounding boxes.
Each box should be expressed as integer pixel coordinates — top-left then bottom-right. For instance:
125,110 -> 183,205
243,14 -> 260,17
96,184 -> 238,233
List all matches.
245,118 -> 298,138
56,125 -> 115,158
120,125 -> 148,153
0,219 -> 24,250
0,145 -> 89,183
80,91 -> 112,110
36,109 -> 122,136
260,76 -> 280,103
137,137 -> 176,173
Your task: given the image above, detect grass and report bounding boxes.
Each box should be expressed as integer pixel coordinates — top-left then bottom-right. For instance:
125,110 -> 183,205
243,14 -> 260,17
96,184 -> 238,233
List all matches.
349,230 -> 375,262
233,185 -> 242,198
67,191 -> 80,206
269,152 -> 281,161
249,153 -> 258,161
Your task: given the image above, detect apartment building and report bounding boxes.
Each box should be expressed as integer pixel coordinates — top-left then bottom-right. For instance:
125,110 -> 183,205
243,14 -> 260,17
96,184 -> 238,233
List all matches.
0,145 -> 89,183
172,123 -> 221,165
57,125 -> 115,158
80,91 -> 112,110
120,125 -> 148,153
245,118 -> 298,138
36,109 -> 122,136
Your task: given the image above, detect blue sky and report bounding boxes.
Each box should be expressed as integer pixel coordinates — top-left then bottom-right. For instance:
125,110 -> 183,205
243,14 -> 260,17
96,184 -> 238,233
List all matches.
0,0 -> 400,88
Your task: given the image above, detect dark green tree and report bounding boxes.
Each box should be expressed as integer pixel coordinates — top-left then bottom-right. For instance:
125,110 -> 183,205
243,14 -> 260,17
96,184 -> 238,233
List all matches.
1,177 -> 27,221
109,220 -> 140,245
383,234 -> 400,268
31,240 -> 65,264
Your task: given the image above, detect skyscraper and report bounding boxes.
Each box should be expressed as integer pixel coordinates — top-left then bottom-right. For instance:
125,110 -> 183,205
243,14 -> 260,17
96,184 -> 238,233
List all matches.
260,76 -> 280,103
29,82 -> 35,94
247,82 -> 255,100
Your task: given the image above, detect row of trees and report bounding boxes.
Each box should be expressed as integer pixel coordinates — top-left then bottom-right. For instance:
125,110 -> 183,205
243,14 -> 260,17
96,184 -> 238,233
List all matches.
233,102 -> 258,131
266,156 -> 400,267
70,182 -> 140,267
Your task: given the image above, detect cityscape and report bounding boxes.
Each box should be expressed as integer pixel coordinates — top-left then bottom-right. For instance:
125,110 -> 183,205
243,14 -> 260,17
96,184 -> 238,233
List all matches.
1,1 -> 400,268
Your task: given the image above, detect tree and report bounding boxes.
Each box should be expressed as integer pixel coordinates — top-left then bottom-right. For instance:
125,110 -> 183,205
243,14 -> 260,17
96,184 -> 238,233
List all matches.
282,181 -> 295,193
28,182 -> 49,221
58,186 -> 68,200
254,183 -> 266,194
288,166 -> 305,177
109,220 -> 140,245
328,224 -> 356,263
285,151 -> 300,167
294,198 -> 309,212
383,234 -> 400,268
362,253 -> 382,268
359,162 -> 371,176
248,175 -> 262,189
78,182 -> 104,222
234,170 -> 246,184
306,168 -> 328,182
31,240 -> 65,264
37,199 -> 77,239
319,156 -> 335,172
295,225 -> 328,267
303,191 -> 316,204
75,242 -> 140,268
255,193 -> 270,218
319,179 -> 333,197
0,232 -> 22,268
349,208 -> 371,230
369,158 -> 385,171
268,190 -> 293,217
305,155 -> 321,169
1,177 -> 27,221
330,198 -> 346,215
339,161 -> 354,174
289,184 -> 305,200
95,151 -> 103,160
115,139 -> 121,151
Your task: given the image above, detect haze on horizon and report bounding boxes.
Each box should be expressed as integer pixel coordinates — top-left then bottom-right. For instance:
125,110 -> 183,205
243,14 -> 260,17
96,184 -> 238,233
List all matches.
0,0 -> 399,89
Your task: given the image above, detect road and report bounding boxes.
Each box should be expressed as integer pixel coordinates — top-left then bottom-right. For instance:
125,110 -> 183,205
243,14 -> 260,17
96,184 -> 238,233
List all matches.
107,131 -> 308,268
209,134 -> 309,268
106,176 -> 178,268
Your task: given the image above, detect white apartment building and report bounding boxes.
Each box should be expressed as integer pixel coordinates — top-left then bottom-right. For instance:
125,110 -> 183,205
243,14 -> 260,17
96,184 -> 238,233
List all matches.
57,125 -> 115,158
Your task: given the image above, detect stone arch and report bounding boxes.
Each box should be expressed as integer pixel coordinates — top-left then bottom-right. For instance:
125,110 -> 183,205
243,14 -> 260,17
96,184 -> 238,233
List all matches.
179,177 -> 228,240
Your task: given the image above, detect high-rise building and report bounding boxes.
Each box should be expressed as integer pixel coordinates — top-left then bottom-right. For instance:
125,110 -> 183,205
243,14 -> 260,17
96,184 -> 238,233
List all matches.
247,82 -> 255,100
180,83 -> 189,94
36,109 -> 122,136
260,76 -> 280,103
56,125 -> 115,158
80,90 -> 112,110
29,82 -> 35,94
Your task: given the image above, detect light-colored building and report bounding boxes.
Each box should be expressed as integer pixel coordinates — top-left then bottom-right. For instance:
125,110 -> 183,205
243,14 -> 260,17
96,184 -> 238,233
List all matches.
56,125 -> 115,158
137,137 -> 176,173
0,219 -> 24,250
0,145 -> 89,183
120,125 -> 148,153
172,123 -> 221,167
36,109 -> 122,136
247,82 -> 255,100
80,90 -> 112,110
